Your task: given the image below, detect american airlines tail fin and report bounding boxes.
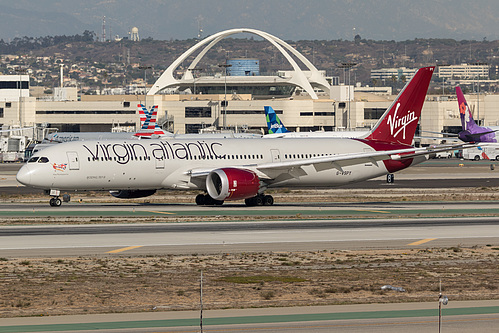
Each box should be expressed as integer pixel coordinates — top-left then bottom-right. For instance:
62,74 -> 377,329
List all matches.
138,104 -> 150,129
265,106 -> 289,134
135,104 -> 168,137
364,66 -> 434,145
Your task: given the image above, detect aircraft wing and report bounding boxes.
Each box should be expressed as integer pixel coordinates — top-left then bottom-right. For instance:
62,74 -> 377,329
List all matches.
0,126 -> 36,133
421,130 -> 459,137
187,143 -> 476,181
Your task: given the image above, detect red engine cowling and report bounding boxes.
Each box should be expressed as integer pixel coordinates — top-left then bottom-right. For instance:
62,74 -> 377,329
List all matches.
206,168 -> 260,201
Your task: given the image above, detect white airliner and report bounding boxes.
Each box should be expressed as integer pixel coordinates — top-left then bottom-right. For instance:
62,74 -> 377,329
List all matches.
16,67 -> 471,207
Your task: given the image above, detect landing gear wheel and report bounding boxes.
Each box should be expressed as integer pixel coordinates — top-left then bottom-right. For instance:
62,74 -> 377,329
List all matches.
49,197 -> 62,207
263,195 -> 274,206
245,194 -> 274,206
195,194 -> 205,206
196,194 -> 224,206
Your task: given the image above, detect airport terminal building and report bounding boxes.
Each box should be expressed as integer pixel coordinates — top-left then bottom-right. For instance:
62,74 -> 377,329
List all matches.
3,85 -> 499,147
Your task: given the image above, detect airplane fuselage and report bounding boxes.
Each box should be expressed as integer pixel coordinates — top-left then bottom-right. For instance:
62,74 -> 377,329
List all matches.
17,137 -> 425,192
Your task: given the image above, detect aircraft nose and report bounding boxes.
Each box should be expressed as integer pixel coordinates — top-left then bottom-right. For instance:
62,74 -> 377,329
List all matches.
16,165 -> 31,186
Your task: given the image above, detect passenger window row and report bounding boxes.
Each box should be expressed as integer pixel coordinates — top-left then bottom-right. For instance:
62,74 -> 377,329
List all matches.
87,154 -> 265,161
284,153 -> 331,159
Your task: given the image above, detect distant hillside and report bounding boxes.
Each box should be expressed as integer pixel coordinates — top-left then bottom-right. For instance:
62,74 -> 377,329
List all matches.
4,33 -> 497,86
1,0 -> 499,41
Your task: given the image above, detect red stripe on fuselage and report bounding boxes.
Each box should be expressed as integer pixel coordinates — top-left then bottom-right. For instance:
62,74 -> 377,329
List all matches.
357,139 -> 414,173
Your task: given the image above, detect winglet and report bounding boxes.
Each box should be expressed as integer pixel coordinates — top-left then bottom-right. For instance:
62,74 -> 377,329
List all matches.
265,106 -> 289,134
364,66 -> 434,145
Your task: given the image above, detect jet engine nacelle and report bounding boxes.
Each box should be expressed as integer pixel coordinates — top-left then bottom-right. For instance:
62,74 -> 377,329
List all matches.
206,168 -> 260,201
109,189 -> 157,199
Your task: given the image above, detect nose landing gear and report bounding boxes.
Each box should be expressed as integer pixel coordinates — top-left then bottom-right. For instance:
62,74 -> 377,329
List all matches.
47,190 -> 70,207
49,197 -> 62,207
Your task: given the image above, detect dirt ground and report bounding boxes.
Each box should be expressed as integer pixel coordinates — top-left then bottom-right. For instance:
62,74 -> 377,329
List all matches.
0,247 -> 498,318
0,188 -> 498,318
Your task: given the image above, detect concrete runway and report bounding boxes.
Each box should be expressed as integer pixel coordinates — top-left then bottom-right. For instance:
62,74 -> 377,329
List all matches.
0,217 -> 498,257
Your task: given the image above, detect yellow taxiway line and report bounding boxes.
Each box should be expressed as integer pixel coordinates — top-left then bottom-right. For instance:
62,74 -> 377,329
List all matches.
107,246 -> 143,254
145,210 -> 176,215
407,238 -> 437,246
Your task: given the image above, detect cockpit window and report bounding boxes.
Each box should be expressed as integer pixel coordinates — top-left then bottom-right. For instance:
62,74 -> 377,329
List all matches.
28,156 -> 39,163
38,157 -> 49,163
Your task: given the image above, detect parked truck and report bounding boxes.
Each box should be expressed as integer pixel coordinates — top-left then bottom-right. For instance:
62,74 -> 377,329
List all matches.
462,144 -> 499,161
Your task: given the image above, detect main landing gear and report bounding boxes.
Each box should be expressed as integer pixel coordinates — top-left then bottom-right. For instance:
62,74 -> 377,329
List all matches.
245,194 -> 274,206
195,194 -> 224,206
194,193 -> 274,206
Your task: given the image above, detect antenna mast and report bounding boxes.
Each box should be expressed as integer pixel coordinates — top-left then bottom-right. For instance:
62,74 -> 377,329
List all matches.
102,16 -> 106,42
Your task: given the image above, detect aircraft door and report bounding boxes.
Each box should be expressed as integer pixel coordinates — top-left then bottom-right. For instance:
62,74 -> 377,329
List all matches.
67,151 -> 80,170
155,156 -> 165,169
270,149 -> 281,162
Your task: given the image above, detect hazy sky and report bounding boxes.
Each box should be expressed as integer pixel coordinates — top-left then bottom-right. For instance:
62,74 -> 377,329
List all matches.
1,0 -> 499,41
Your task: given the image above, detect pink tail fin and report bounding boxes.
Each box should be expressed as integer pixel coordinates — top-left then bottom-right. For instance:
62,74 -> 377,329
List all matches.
365,66 -> 434,145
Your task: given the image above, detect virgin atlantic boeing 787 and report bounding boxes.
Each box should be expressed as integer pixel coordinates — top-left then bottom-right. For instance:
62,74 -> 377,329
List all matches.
17,66 -> 472,207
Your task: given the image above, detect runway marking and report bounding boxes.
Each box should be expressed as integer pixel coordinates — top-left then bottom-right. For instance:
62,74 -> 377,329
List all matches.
146,210 -> 176,215
107,246 -> 143,254
408,238 -> 437,246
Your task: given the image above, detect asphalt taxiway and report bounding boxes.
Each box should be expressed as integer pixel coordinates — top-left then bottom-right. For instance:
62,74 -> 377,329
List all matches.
1,301 -> 498,333
0,216 -> 498,257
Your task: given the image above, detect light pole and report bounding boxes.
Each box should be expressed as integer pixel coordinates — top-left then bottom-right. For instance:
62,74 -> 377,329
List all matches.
218,63 -> 232,129
338,63 -> 356,129
472,62 -> 487,125
138,65 -> 152,107
436,62 -> 450,96
332,102 -> 336,132
438,279 -> 449,333
14,68 -> 27,127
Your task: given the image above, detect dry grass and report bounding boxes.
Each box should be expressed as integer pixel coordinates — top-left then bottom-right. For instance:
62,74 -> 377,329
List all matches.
0,246 -> 498,317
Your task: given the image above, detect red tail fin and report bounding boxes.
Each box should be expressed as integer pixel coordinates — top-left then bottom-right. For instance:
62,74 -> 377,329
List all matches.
365,66 -> 434,145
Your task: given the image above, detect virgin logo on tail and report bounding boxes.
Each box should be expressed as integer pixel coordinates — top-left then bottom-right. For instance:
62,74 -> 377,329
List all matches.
364,66 -> 434,145
386,103 -> 417,141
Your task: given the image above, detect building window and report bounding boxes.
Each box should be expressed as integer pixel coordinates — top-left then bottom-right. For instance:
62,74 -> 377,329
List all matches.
225,109 -> 283,115
185,107 -> 211,118
185,123 -> 205,133
6,103 -> 11,108
0,108 -> 3,117
300,112 -> 313,116
0,81 -> 28,89
36,110 -> 136,114
364,108 -> 385,120
123,101 -> 130,107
